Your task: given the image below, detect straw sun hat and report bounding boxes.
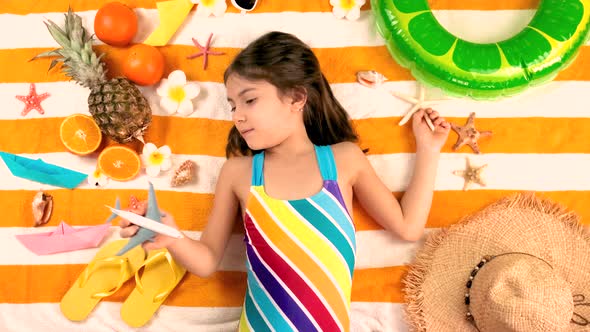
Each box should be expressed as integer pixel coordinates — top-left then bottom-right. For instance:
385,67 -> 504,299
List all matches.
403,193 -> 590,332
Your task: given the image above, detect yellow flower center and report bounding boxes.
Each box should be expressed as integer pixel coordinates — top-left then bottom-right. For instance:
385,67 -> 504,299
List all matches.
168,86 -> 186,103
340,0 -> 355,10
201,0 -> 214,7
149,151 -> 164,165
93,169 -> 102,178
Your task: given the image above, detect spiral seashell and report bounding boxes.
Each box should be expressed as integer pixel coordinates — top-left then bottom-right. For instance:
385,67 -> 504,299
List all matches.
32,191 -> 53,226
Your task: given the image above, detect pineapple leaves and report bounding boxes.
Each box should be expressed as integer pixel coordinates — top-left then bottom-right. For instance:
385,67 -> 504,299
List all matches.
30,6 -> 108,86
44,20 -> 70,48
30,49 -> 61,60
64,10 -> 73,35
48,58 -> 63,72
81,51 -> 90,64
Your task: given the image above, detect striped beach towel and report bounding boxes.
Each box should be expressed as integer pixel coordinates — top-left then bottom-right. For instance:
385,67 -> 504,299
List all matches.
1,0 -> 589,331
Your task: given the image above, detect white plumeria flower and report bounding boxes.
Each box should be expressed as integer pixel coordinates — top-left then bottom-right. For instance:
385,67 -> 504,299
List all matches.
330,0 -> 365,21
88,168 -> 109,187
191,0 -> 227,17
156,70 -> 200,116
142,143 -> 172,177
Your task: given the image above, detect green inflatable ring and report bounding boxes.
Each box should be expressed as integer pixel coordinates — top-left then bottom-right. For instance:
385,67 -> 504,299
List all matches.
372,0 -> 590,99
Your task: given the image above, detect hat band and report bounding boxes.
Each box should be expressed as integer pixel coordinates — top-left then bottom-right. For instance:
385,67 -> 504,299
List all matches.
573,295 -> 590,326
463,252 -> 588,331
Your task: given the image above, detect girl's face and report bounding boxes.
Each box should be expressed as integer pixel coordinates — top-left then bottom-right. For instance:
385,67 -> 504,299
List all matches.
226,74 -> 302,150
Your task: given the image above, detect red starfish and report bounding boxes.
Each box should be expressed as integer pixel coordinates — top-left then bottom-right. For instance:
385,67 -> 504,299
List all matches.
186,33 -> 225,70
126,195 -> 147,215
16,83 -> 50,116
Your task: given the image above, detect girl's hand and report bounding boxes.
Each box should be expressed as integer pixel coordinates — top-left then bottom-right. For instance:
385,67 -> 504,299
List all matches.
412,108 -> 450,152
119,209 -> 182,251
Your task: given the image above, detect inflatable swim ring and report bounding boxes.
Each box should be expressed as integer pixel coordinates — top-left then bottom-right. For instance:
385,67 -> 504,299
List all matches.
372,0 -> 590,99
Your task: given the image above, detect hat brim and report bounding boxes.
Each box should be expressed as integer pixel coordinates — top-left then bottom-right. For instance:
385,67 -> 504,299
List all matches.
402,193 -> 590,332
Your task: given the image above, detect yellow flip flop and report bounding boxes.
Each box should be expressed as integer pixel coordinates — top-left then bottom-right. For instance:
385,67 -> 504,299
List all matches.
121,248 -> 186,327
60,239 -> 146,321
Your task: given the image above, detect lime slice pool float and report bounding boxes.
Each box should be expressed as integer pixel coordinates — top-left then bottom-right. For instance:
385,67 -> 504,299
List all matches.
372,0 -> 590,99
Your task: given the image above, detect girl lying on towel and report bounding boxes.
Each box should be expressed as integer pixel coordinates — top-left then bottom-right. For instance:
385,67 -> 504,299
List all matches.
120,31 -> 450,331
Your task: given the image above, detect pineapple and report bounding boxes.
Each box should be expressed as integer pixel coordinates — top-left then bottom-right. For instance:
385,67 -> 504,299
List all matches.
33,8 -> 151,143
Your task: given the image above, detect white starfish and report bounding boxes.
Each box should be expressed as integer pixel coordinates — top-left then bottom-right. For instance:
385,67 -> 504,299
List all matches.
391,83 -> 447,131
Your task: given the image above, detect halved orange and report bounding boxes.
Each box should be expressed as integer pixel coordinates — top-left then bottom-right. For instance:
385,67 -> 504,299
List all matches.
59,114 -> 102,155
98,145 -> 141,181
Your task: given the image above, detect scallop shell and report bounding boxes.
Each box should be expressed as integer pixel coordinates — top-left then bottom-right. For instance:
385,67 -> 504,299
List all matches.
171,160 -> 197,187
32,191 -> 53,226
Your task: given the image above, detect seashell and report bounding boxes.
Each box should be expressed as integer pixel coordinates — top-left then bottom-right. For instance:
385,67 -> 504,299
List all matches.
171,160 -> 197,187
356,70 -> 388,88
32,191 -> 53,226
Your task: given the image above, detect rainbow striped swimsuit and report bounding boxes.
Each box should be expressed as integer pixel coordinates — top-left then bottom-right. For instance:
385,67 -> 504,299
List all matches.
239,145 -> 357,331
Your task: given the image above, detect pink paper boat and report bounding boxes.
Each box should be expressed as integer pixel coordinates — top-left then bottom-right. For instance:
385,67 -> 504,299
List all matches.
16,221 -> 111,255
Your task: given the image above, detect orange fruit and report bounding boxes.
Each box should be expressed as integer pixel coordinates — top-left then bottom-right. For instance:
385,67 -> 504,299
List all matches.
98,145 -> 141,181
123,44 -> 165,86
94,2 -> 137,47
59,114 -> 102,155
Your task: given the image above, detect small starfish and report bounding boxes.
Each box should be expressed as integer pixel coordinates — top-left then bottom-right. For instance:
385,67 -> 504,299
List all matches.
186,33 -> 225,70
392,83 -> 446,131
453,157 -> 487,191
450,112 -> 492,154
127,195 -> 147,215
15,83 -> 50,116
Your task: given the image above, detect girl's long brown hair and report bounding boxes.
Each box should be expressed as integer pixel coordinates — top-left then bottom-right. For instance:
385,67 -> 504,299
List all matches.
224,31 -> 359,157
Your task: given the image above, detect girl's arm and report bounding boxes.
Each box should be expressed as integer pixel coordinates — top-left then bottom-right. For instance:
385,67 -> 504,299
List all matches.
349,108 -> 449,241
121,158 -> 242,277
165,159 -> 240,277
397,147 -> 440,239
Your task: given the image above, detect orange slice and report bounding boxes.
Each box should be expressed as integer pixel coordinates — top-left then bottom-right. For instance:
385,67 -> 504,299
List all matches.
98,146 -> 141,181
59,114 -> 102,155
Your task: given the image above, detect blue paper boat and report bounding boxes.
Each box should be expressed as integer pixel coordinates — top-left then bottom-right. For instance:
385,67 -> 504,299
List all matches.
0,151 -> 87,189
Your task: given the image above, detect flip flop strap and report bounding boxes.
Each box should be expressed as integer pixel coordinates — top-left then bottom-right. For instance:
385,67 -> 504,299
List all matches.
134,250 -> 179,303
79,256 -> 130,299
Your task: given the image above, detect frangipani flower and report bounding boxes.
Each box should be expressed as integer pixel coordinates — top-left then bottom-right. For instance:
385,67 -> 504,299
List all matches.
142,143 -> 172,177
156,70 -> 200,116
88,168 -> 109,187
330,0 -> 365,21
191,0 -> 227,17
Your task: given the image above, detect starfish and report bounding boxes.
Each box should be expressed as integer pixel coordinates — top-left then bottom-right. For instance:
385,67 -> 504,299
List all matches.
391,83 -> 446,131
450,112 -> 492,154
186,33 -> 225,70
127,195 -> 147,215
453,157 -> 487,191
15,83 -> 50,116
